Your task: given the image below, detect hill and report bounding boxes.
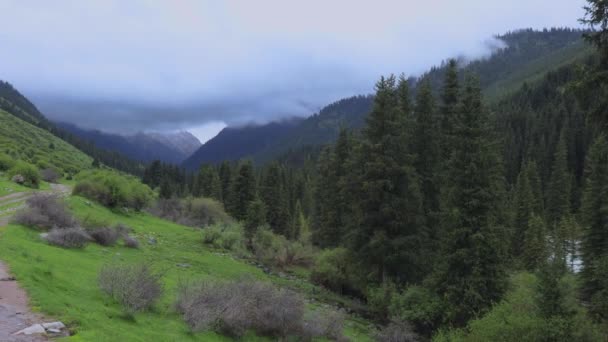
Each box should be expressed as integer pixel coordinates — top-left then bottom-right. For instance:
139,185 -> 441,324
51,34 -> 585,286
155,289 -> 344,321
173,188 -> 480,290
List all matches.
58,123 -> 201,164
183,28 -> 590,169
0,109 -> 92,174
183,119 -> 303,169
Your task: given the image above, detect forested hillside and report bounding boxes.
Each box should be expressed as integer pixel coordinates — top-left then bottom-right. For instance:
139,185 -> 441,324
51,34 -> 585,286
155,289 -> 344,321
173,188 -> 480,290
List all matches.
183,28 -> 589,169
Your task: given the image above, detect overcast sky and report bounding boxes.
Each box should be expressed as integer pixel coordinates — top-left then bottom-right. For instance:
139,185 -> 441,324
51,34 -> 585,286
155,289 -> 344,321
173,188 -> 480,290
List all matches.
0,0 -> 585,142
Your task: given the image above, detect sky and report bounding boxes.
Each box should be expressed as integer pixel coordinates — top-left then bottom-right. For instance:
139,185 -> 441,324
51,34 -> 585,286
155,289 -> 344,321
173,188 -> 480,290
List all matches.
0,0 -> 585,142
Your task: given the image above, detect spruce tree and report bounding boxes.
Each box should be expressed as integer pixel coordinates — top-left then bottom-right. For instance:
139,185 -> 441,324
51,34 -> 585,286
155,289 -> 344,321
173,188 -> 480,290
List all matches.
350,75 -> 424,283
229,160 -> 257,221
432,75 -> 505,326
260,162 -> 291,236
312,147 -> 339,247
439,59 -> 460,162
219,161 -> 234,207
522,214 -> 547,271
580,134 -> 608,319
524,160 -> 544,215
546,129 -> 571,227
245,197 -> 266,247
512,167 -> 535,259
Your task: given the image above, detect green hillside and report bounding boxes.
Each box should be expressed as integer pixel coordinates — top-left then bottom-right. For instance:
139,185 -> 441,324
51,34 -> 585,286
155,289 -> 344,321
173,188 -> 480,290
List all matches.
0,195 -> 373,341
0,109 -> 92,174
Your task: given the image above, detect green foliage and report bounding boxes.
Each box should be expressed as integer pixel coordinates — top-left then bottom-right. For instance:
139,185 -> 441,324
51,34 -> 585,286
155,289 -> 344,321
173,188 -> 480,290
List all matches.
201,223 -> 246,253
547,129 -> 571,226
389,286 -> 443,335
310,247 -> 355,294
73,169 -> 154,210
0,152 -> 15,171
244,197 -> 266,244
522,214 -> 548,271
252,228 -> 315,268
8,160 -> 40,188
228,160 -> 256,221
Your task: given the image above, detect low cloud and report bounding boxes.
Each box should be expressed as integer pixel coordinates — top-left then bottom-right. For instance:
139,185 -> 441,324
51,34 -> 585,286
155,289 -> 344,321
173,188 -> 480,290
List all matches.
0,0 -> 584,141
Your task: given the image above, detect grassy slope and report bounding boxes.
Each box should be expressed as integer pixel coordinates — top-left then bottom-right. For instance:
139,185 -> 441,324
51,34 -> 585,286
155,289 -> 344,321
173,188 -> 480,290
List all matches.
0,109 -> 92,173
0,196 -> 372,341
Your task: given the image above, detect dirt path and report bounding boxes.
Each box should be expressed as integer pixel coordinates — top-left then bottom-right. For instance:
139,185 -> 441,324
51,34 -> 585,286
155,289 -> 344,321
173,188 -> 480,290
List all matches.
0,183 -> 72,340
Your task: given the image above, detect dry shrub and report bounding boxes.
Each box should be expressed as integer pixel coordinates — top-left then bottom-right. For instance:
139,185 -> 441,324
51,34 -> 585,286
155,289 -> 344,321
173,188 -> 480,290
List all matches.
302,309 -> 348,341
98,263 -> 162,313
14,193 -> 75,229
176,279 -> 330,339
252,228 -> 314,268
123,235 -> 140,248
89,227 -> 120,246
375,320 -> 419,342
40,168 -> 60,183
45,227 -> 91,248
150,197 -> 232,228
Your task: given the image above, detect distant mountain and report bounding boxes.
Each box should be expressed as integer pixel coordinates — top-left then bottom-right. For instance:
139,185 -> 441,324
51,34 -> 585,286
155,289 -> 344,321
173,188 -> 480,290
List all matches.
183,28 -> 590,170
182,118 -> 303,169
57,123 -> 200,164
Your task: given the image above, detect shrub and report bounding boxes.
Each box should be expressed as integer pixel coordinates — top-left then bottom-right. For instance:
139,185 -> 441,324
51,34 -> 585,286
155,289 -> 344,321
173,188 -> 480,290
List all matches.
8,161 -> 40,188
13,194 -> 75,229
375,320 -> 419,342
176,279 -> 320,339
98,263 -> 162,313
311,247 -> 353,294
252,228 -> 314,268
89,227 -> 120,246
150,197 -> 233,228
44,227 -> 91,248
388,286 -> 443,335
301,309 -> 348,341
40,168 -> 60,183
123,235 -> 140,249
201,224 -> 246,253
0,153 -> 15,171
74,170 -> 153,210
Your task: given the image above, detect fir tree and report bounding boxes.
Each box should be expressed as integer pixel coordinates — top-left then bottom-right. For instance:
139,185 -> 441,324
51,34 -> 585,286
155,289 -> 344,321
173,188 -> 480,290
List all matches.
245,197 -> 266,247
350,75 -> 424,283
432,75 -> 505,326
229,161 -> 257,221
580,134 -> 608,319
439,59 -> 460,162
512,167 -> 535,259
522,214 -> 547,271
546,129 -> 571,226
260,162 -> 291,236
159,179 -> 173,199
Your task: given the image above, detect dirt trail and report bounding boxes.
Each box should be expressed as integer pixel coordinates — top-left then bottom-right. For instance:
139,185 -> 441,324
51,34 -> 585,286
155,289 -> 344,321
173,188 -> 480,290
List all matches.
0,183 -> 72,341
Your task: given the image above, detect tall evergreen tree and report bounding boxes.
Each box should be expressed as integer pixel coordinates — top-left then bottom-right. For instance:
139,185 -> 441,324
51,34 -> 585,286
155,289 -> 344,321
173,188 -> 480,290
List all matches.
547,129 -> 571,227
580,134 -> 608,319
244,197 -> 266,247
524,160 -> 544,215
522,214 -> 547,271
512,167 -> 535,259
350,75 -> 424,283
260,162 -> 291,236
439,59 -> 460,162
432,75 -> 505,326
229,160 -> 257,221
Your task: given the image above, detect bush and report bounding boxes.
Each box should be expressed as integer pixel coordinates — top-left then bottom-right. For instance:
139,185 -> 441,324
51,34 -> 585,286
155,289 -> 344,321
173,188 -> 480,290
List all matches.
13,194 -> 75,230
311,247 -> 355,294
0,153 -> 15,171
176,279 -> 335,339
388,286 -> 443,335
150,197 -> 233,228
44,227 -> 91,248
98,263 -> 162,313
8,161 -> 40,188
74,170 -> 154,210
89,227 -> 120,246
40,168 -> 60,183
252,228 -> 315,268
301,309 -> 348,341
201,224 -> 246,253
123,235 -> 140,249
375,320 -> 419,342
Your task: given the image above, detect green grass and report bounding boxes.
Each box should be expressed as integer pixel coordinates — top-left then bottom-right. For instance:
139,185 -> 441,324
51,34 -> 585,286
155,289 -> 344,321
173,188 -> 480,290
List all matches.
0,109 -> 92,174
0,196 -> 373,341
0,177 -> 32,197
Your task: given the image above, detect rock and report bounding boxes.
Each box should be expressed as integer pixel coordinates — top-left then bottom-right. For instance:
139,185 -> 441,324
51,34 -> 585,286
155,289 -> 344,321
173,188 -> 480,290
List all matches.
42,322 -> 65,330
148,237 -> 157,245
13,324 -> 45,335
176,263 -> 191,268
47,328 -> 61,334
11,174 -> 25,184
0,277 -> 15,281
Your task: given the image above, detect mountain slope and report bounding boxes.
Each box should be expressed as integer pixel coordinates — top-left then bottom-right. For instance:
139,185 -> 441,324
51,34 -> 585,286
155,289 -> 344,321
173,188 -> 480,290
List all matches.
58,123 -> 201,164
183,28 -> 590,169
0,109 -> 92,173
183,119 -> 302,169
